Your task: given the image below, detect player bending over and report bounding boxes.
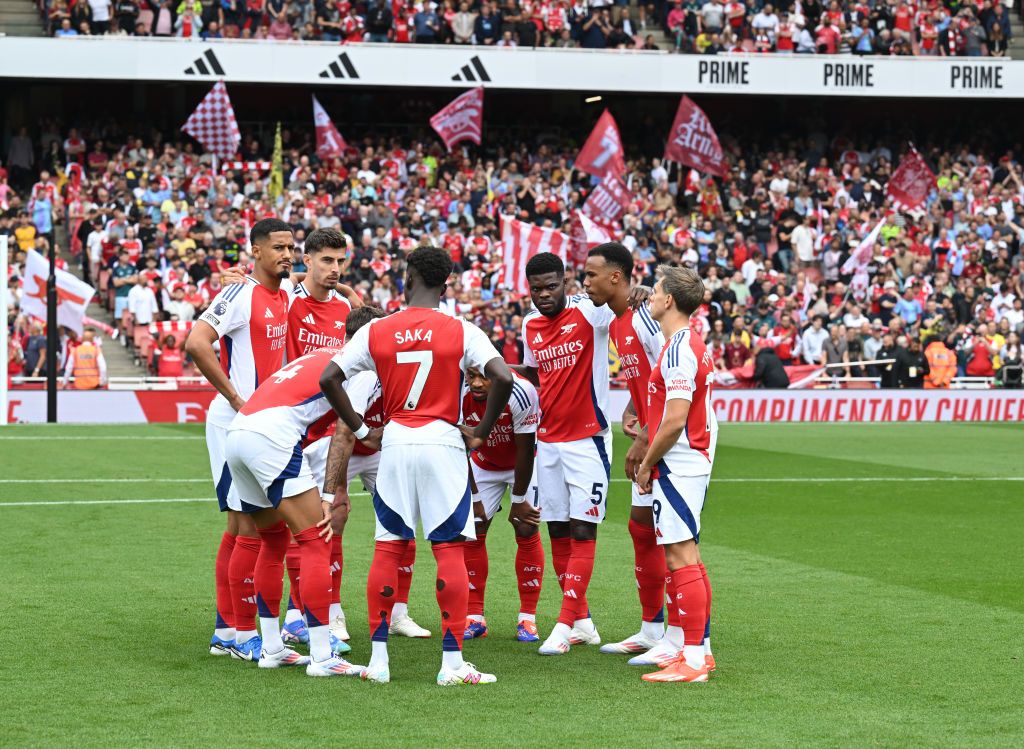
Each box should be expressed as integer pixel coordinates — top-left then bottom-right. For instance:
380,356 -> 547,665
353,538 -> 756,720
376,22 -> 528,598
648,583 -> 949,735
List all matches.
224,346 -> 370,677
320,246 -> 513,686
461,366 -> 543,642
635,266 -> 718,683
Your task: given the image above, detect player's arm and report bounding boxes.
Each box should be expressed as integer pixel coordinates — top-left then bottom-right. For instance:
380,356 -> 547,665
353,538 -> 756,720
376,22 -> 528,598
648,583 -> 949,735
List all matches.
323,426 -> 356,535
621,396 -> 638,438
510,363 -> 538,386
336,283 -> 364,308
319,327 -> 381,447
184,320 -> 244,411
508,431 -> 540,527
636,399 -> 689,495
624,422 -> 649,482
467,357 -> 513,446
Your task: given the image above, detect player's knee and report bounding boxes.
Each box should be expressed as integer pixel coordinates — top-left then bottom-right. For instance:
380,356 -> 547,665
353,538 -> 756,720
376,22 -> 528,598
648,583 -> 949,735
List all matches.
547,521 -> 570,539
630,505 -> 655,526
514,523 -> 537,539
664,539 -> 698,570
569,520 -> 597,542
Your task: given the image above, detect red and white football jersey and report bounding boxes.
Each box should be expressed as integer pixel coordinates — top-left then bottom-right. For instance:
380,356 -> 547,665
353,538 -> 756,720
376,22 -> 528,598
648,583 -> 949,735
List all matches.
231,349 -> 340,449
197,277 -> 290,427
462,372 -> 539,472
335,307 -> 500,448
610,304 -> 665,429
286,282 -> 351,361
522,294 -> 615,443
647,327 -> 718,477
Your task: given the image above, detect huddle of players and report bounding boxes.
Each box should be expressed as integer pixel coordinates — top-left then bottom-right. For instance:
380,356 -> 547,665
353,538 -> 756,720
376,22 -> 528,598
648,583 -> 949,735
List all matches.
185,217 -> 718,685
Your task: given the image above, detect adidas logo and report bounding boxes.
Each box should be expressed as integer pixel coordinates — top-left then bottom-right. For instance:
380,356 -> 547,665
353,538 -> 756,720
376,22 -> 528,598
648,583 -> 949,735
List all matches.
564,589 -> 578,599
532,332 -> 543,345
184,49 -> 225,76
264,308 -> 275,319
451,55 -> 491,83
243,577 -> 254,584
398,565 -> 413,573
585,505 -> 601,518
330,561 -> 341,573
242,595 -> 257,604
522,579 -> 541,588
302,313 -> 315,325
318,52 -> 360,80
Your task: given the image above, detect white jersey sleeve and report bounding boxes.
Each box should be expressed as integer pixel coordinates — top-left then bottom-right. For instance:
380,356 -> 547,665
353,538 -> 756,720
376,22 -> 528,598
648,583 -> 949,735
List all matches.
571,293 -> 616,331
344,370 -> 378,417
197,281 -> 252,338
521,313 -> 538,368
634,303 -> 666,366
509,377 -> 540,434
460,319 -> 502,372
663,340 -> 698,403
333,321 -> 375,378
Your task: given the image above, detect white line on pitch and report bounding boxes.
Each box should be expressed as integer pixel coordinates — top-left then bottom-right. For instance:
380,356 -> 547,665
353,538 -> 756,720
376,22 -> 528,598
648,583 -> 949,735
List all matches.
0,478 -> 209,484
0,493 -> 372,507
0,435 -> 203,441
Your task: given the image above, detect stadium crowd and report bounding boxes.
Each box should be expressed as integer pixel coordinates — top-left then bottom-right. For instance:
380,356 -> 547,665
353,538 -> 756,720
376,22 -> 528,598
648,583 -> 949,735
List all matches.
37,0 -> 1014,56
3,116 -> 1024,388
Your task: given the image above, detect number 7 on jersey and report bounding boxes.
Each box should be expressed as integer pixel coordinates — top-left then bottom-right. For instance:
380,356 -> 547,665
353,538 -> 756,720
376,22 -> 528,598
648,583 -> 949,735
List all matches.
396,351 -> 433,409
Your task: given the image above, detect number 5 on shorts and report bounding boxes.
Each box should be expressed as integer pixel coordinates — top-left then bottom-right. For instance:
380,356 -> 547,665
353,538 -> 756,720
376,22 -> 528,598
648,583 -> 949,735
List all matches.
396,351 -> 433,409
590,482 -> 604,506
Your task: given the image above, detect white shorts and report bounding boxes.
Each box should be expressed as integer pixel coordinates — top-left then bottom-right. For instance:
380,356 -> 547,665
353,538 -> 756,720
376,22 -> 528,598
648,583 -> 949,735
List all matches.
302,436 -> 381,494
537,432 -> 612,524
206,419 -> 241,512
470,462 -> 539,521
631,481 -> 654,508
652,472 -> 710,545
349,453 -> 380,494
224,430 -> 318,512
373,442 -> 474,542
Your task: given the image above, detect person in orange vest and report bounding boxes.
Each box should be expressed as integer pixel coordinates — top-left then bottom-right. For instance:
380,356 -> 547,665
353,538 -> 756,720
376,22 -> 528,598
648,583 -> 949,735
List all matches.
62,328 -> 107,390
923,336 -> 956,389
154,334 -> 184,378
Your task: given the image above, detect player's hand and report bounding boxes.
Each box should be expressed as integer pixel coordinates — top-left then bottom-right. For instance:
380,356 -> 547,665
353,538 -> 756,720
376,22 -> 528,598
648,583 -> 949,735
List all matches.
317,500 -> 334,542
330,493 -> 351,535
622,413 -> 639,439
219,266 -> 248,286
508,501 -> 541,527
229,394 -> 246,412
628,285 -> 652,310
360,427 -> 384,452
460,424 -> 484,451
636,464 -> 654,495
625,437 -> 647,482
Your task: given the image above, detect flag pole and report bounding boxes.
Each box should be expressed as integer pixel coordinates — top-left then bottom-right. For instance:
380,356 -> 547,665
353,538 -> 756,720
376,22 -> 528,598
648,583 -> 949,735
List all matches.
46,241 -> 58,422
0,236 -> 8,424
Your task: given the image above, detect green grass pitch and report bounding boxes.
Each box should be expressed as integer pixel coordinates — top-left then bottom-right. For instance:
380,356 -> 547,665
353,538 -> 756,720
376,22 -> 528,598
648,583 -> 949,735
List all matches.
2,422 -> 1022,747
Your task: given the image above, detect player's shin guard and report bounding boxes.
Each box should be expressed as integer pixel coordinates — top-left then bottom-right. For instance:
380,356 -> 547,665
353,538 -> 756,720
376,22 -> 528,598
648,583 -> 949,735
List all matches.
229,534 -> 262,634
330,536 -> 343,605
433,541 -> 469,662
464,533 -> 488,617
294,526 -> 333,662
255,521 -> 291,653
285,541 -> 302,614
514,533 -> 544,616
367,540 -> 408,644
552,535 -> 589,620
670,564 -> 708,669
214,532 -> 236,634
557,539 -> 595,626
629,519 -> 668,624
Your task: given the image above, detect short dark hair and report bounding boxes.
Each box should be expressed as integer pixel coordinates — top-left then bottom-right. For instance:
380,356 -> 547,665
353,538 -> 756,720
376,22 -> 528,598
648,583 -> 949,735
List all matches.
588,242 -> 633,277
406,246 -> 453,289
346,304 -> 385,337
249,218 -> 292,247
305,227 -> 347,255
525,252 -> 564,278
657,265 -> 705,316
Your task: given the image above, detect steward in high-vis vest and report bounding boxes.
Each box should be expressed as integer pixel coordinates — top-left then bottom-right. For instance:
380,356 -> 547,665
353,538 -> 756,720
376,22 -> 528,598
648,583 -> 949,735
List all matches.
924,337 -> 955,389
63,328 -> 106,390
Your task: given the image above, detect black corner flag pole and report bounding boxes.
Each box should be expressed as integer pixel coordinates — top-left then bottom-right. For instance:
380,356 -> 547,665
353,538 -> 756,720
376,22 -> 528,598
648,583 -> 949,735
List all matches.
46,248 -> 58,423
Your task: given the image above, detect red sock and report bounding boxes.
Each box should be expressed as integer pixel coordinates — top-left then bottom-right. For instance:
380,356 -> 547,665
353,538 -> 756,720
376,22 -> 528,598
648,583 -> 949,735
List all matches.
665,569 -> 681,627
551,535 -> 589,618
699,561 -> 712,642
629,519 -> 667,623
433,541 -> 469,653
670,564 -> 708,646
396,539 -> 416,604
215,532 -> 236,629
514,533 -> 544,616
228,535 -> 262,631
330,536 -> 343,605
293,526 -> 332,628
367,540 -> 409,641
254,521 -> 290,619
557,539 -> 596,626
285,540 -> 302,613
464,533 -> 488,617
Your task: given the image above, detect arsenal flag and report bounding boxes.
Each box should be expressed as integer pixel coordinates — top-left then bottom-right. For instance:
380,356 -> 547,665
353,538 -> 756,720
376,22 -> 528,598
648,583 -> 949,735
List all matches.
500,216 -> 570,294
430,87 -> 484,152
181,81 -> 241,160
582,171 -> 630,226
21,249 -> 95,336
887,147 -> 936,212
569,210 -> 616,265
313,95 -> 347,159
664,96 -> 727,177
576,109 -> 626,179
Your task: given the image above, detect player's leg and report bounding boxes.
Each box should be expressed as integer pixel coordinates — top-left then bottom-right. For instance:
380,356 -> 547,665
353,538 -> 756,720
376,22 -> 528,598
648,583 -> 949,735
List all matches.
536,440 -> 576,655
306,436 -> 350,650
227,509 -> 262,660
281,542 -> 308,645
642,474 -> 710,683
697,550 -> 714,670
463,466 -> 508,640
207,419 -> 237,654
512,480 -> 544,642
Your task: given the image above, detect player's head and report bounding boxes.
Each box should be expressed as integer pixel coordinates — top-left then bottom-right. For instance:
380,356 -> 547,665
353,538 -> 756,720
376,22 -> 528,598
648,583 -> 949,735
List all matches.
465,366 -> 491,401
583,242 -> 633,307
304,228 -> 348,290
525,252 -> 566,318
405,246 -> 453,299
250,218 -> 294,279
649,265 -> 704,323
345,304 -> 386,340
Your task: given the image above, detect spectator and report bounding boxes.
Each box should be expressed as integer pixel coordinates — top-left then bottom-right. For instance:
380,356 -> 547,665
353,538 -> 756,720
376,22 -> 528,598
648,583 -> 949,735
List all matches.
414,3 -> 441,42
62,328 -> 107,389
475,3 -> 500,44
895,336 -> 928,388
923,336 -> 956,388
753,343 -> 790,388
366,0 -> 393,42
23,322 -> 48,378
88,0 -> 113,33
153,334 -> 185,377
802,315 -> 829,365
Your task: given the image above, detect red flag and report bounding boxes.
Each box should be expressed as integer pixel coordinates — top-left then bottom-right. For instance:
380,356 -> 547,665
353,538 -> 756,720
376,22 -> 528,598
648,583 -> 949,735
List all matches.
886,147 -> 936,212
181,81 -> 241,160
430,88 -> 484,152
575,109 -> 626,179
570,210 -> 616,265
500,216 -> 570,294
582,171 -> 630,226
664,96 -> 726,177
312,95 -> 347,159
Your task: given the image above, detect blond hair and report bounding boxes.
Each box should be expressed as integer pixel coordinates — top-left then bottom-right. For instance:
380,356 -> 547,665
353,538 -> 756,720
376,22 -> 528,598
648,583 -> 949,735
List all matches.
657,265 -> 705,316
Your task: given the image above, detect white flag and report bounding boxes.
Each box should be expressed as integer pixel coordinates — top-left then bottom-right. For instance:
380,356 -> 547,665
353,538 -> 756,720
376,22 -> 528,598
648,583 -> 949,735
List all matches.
841,217 -> 886,276
499,216 -> 570,294
20,250 -> 96,335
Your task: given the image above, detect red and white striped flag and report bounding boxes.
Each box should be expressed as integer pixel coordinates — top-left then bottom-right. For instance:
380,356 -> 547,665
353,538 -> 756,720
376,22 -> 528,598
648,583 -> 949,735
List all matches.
181,81 -> 241,160
841,216 -> 886,292
499,216 -> 570,294
430,87 -> 484,152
